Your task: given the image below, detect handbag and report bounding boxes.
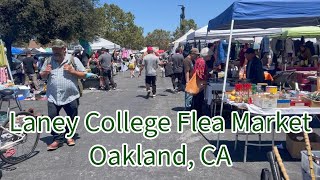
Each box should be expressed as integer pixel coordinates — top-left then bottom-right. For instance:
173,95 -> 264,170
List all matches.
185,73 -> 206,95
135,66 -> 140,72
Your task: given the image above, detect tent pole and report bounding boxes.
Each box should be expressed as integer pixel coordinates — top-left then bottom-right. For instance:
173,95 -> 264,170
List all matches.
217,19 -> 234,148
204,31 -> 209,45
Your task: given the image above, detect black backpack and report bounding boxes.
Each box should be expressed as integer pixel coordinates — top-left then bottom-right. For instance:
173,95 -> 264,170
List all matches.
260,168 -> 271,180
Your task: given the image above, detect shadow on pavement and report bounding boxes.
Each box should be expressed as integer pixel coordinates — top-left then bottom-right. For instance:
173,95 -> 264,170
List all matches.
165,89 -> 175,94
157,94 -> 168,97
136,95 -> 149,100
0,150 -> 40,171
40,133 -> 81,145
138,86 -> 146,89
171,107 -> 185,111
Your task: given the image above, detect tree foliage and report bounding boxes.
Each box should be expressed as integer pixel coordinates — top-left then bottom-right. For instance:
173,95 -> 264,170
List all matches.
98,3 -> 145,50
0,0 -> 101,65
145,29 -> 171,50
173,19 -> 197,40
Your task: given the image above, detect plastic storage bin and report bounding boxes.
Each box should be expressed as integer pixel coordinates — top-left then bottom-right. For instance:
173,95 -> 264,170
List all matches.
301,151 -> 320,179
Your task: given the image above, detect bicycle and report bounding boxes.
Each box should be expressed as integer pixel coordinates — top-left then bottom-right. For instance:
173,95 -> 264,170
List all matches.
0,111 -> 40,164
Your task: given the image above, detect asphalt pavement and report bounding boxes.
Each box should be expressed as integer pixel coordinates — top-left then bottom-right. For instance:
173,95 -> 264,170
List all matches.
2,71 -> 303,180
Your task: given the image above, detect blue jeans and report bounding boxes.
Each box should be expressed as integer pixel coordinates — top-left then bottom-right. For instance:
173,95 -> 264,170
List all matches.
48,99 -> 79,143
185,92 -> 193,110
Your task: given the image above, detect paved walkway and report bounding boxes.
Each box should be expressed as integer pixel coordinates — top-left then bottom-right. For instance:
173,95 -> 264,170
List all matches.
3,71 -> 302,180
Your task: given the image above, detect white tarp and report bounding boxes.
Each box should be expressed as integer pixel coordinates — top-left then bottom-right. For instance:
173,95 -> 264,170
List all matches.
187,25 -> 282,40
36,47 -> 46,53
90,37 -> 121,50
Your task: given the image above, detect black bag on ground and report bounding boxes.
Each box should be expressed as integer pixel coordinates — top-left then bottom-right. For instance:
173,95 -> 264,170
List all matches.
260,168 -> 271,180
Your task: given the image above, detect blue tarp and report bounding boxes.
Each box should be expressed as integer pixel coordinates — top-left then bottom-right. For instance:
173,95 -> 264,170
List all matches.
208,0 -> 320,31
11,47 -> 23,55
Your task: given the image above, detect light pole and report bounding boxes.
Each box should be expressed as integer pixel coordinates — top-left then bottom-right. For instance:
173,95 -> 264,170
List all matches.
178,5 -> 185,31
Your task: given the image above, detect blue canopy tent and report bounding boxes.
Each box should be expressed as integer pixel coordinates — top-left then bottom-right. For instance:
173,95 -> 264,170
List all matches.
11,47 -> 23,55
208,0 -> 320,30
206,0 -> 320,148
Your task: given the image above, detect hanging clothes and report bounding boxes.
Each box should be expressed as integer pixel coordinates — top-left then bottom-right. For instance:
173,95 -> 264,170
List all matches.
271,38 -> 279,54
294,40 -> 302,56
218,40 -> 228,64
275,39 -> 285,52
301,36 -> 305,44
213,42 -> 219,66
285,38 -> 295,57
230,43 -> 236,60
260,36 -> 270,54
239,43 -> 249,67
305,41 -> 315,55
260,36 -> 270,59
314,42 -> 320,55
0,68 -> 8,83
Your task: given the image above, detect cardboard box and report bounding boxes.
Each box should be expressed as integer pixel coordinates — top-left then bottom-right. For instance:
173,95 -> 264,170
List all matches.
286,133 -> 320,159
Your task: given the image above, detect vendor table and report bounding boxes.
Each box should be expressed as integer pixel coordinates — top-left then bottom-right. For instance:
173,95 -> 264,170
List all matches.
205,81 -> 234,117
225,101 -> 320,162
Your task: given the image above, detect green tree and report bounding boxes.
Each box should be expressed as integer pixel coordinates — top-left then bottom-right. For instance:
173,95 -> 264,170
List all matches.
145,29 -> 171,50
98,4 -> 145,50
0,0 -> 101,66
173,19 -> 197,40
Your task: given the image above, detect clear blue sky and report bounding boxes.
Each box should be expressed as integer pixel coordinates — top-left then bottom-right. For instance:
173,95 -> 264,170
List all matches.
100,0 -> 236,36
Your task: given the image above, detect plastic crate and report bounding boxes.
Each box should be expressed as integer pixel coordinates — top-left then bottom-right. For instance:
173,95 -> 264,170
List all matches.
301,151 -> 320,179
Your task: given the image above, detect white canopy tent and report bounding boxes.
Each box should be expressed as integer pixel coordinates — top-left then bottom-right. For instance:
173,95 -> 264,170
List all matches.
187,25 -> 282,41
172,29 -> 195,44
90,37 -> 121,50
171,29 -> 195,52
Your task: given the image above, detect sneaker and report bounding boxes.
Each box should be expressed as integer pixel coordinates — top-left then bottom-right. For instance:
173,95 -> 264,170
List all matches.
113,87 -> 116,90
152,94 -> 156,98
147,90 -> 151,97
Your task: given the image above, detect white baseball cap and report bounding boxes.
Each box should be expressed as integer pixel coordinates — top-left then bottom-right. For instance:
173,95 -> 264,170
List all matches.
200,47 -> 214,57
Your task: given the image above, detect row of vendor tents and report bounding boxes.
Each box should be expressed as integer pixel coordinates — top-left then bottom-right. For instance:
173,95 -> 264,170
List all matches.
172,25 -> 320,45
8,37 -> 121,55
172,26 -> 320,47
